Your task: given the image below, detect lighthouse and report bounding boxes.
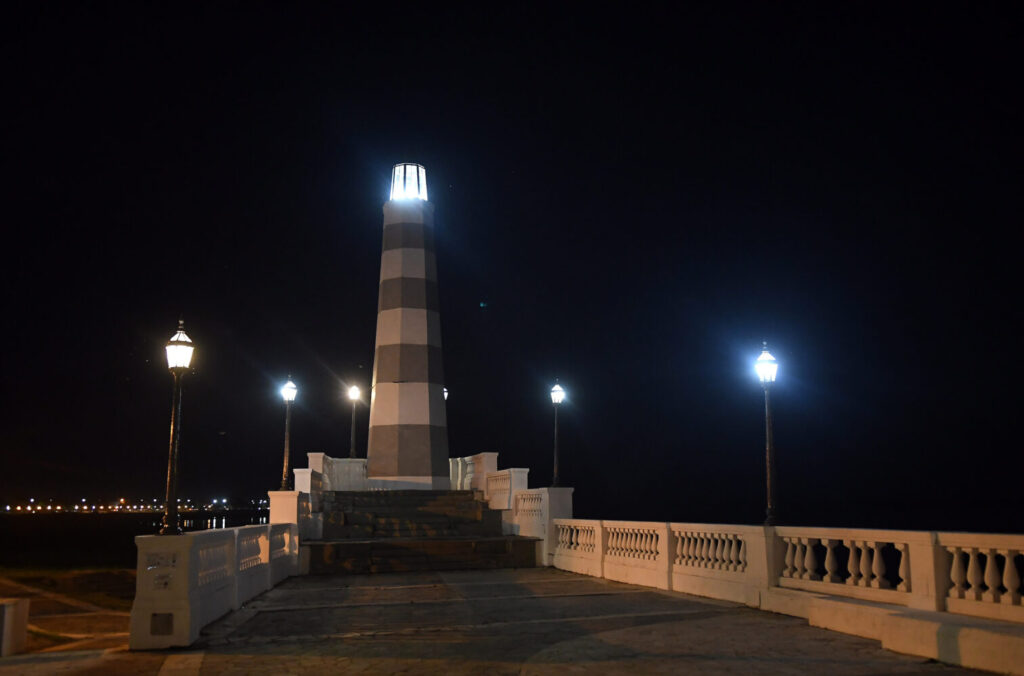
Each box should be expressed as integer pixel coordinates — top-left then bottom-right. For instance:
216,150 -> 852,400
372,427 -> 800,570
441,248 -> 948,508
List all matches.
365,163 -> 450,489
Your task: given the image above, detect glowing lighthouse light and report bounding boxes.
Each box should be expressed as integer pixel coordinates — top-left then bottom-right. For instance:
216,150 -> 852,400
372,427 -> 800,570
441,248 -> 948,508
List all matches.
390,163 -> 428,201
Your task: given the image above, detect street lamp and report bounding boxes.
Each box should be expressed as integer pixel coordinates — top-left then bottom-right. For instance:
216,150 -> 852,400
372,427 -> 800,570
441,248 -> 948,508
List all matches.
443,387 -> 448,401
347,385 -> 360,458
160,320 -> 194,535
550,383 -> 566,487
279,378 -> 297,490
755,342 -> 779,526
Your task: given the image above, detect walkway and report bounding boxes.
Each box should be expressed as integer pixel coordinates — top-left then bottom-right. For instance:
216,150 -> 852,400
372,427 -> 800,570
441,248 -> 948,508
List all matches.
1,568 -> 981,675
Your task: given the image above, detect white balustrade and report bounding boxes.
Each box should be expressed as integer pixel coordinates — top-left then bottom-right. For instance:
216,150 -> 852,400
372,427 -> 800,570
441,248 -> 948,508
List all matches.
938,532 -> 1024,623
553,519 -> 604,577
673,529 -> 747,572
130,523 -> 299,650
601,520 -> 671,589
485,468 -> 528,510
774,528 -> 917,606
234,524 -> 270,606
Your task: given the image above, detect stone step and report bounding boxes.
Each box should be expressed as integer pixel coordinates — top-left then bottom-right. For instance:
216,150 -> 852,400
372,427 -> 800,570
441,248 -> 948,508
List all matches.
322,514 -> 502,539
323,490 -> 478,500
306,536 -> 539,575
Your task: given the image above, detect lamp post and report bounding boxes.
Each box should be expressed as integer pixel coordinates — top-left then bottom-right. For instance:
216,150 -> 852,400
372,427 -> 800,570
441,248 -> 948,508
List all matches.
550,383 -> 566,487
347,385 -> 360,458
443,387 -> 448,401
279,378 -> 297,490
755,342 -> 779,526
160,320 -> 194,536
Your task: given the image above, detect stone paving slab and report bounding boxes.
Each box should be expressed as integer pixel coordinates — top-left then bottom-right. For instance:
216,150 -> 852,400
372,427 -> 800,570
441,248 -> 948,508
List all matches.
0,568 -> 986,675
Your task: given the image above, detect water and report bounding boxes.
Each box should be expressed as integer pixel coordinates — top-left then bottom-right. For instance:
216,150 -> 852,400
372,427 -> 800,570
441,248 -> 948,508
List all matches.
0,510 -> 268,568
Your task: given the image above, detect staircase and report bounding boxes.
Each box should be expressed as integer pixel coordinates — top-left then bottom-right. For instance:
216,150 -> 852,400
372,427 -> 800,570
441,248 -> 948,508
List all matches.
306,490 -> 538,574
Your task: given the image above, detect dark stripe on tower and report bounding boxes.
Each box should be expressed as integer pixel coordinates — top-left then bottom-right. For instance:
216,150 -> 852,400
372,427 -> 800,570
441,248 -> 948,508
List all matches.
372,345 -> 445,383
382,222 -> 436,251
377,278 -> 440,312
367,425 -> 449,475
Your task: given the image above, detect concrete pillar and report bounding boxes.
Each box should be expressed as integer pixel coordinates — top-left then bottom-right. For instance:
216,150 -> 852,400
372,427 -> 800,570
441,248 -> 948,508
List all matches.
366,163 -> 449,489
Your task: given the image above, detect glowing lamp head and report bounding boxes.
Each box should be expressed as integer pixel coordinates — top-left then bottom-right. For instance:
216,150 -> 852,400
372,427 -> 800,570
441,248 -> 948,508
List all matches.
347,385 -> 360,401
389,163 -> 428,201
443,387 -> 449,401
165,320 -> 195,371
550,383 -> 566,405
281,378 -> 297,403
755,342 -> 778,385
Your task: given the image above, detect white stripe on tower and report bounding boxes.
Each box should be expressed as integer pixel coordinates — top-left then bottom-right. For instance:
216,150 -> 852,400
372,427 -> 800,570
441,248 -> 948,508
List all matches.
366,163 -> 449,490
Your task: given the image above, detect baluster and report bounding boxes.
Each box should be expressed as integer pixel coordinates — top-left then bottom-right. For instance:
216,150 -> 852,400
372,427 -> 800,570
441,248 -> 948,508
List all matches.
897,543 -> 910,592
859,542 -> 873,587
729,536 -> 740,571
823,539 -> 841,583
845,540 -> 861,586
1002,549 -> 1021,605
783,538 -> 795,578
948,547 -> 967,599
803,538 -> 821,581
966,548 -> 983,600
794,540 -> 806,578
675,534 -> 682,565
983,549 -> 1002,603
738,538 -> 747,571
872,542 -> 890,589
712,535 -> 722,569
686,534 -> 696,564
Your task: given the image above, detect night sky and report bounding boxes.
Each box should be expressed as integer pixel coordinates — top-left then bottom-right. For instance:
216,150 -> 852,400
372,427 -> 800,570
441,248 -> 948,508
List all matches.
3,3 -> 1021,532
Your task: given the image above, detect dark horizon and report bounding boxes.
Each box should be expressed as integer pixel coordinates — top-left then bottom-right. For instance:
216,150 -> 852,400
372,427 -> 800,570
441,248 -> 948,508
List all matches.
3,3 -> 1021,533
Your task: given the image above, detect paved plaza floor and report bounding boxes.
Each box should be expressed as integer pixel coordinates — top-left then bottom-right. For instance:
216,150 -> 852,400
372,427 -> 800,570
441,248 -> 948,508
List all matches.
1,567 -> 984,675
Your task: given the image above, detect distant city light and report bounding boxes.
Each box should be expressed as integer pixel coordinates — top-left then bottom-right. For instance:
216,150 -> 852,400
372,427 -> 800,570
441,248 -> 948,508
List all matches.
389,163 -> 428,201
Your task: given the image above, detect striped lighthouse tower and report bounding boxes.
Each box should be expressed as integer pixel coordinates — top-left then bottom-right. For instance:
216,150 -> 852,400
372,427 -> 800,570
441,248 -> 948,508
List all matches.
366,163 -> 449,489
